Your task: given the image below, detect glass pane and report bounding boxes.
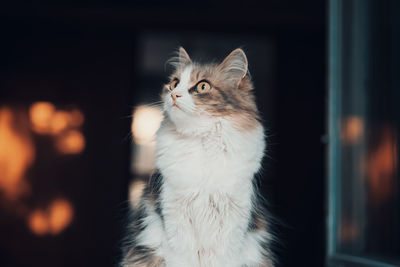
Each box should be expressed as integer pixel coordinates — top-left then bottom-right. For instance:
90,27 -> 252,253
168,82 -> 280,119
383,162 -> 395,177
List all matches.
333,0 -> 400,263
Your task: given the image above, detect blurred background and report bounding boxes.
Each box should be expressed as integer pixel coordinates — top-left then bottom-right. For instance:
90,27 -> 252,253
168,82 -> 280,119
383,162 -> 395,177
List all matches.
0,1 -> 398,267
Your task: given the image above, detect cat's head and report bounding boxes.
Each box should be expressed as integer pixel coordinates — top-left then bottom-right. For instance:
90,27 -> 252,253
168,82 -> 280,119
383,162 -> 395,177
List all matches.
161,47 -> 260,135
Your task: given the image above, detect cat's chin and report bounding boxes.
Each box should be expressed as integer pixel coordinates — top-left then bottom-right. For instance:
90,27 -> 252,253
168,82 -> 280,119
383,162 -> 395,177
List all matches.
166,105 -> 187,119
166,109 -> 217,136
166,105 -> 186,120
169,103 -> 185,112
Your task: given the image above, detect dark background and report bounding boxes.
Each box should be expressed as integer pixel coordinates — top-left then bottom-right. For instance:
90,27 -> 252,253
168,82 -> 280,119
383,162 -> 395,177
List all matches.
0,1 -> 326,266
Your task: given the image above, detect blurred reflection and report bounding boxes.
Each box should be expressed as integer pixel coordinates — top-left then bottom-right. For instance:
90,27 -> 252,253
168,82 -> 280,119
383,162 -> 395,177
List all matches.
129,179 -> 146,208
341,116 -> 364,144
131,105 -> 163,175
0,107 -> 35,200
28,198 -> 74,236
131,105 -> 163,145
367,126 -> 398,204
339,219 -> 359,243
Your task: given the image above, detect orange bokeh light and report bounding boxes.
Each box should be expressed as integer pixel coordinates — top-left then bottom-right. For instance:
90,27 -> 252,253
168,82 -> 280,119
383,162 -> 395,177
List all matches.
28,210 -> 49,236
68,109 -> 84,128
29,102 -> 56,134
29,102 -> 85,136
48,199 -> 74,234
55,130 -> 85,154
0,108 -> 35,200
50,111 -> 70,134
1,104 -> 80,236
28,198 -> 74,236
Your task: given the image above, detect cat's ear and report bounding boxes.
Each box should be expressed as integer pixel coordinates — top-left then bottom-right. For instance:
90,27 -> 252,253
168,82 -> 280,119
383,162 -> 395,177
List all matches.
218,48 -> 248,87
168,47 -> 192,70
178,47 -> 192,66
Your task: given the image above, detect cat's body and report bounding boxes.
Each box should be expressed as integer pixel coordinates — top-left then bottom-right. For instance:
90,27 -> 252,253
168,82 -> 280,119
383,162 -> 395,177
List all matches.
121,48 -> 275,267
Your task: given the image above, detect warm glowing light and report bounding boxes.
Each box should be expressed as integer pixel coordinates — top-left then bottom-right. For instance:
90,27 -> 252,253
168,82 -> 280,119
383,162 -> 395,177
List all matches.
131,105 -> 161,174
29,102 -> 85,136
28,199 -> 74,235
30,103 -> 86,152
50,111 -> 70,134
0,108 -> 35,200
29,102 -> 56,134
341,116 -> 364,144
132,144 -> 157,175
132,106 -> 163,145
48,199 -> 74,234
28,210 -> 48,236
129,180 -> 146,208
68,109 -> 84,127
367,127 -> 398,203
55,130 -> 85,154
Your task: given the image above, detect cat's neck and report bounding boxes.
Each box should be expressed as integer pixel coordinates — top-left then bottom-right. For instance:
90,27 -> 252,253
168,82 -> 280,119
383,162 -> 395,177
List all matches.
158,117 -> 248,152
155,118 -> 265,192
164,113 -> 221,137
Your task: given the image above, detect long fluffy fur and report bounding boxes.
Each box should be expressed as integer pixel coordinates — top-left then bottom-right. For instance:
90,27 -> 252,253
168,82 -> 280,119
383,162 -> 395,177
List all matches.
121,48 -> 276,267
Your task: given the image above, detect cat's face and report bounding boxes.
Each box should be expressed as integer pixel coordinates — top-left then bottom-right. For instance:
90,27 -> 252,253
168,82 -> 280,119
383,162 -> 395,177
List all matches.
161,48 -> 260,134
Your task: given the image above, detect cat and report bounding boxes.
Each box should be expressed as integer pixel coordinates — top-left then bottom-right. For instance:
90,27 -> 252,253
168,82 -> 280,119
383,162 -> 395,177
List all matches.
121,47 -> 275,267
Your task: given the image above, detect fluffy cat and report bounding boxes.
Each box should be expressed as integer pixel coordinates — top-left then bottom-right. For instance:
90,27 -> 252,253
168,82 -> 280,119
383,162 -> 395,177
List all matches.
121,47 -> 275,267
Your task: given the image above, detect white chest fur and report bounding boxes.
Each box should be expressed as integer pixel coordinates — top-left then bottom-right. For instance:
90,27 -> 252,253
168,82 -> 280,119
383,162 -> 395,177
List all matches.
153,119 -> 266,267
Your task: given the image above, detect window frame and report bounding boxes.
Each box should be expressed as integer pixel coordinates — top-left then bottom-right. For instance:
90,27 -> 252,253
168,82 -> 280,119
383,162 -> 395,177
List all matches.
326,0 -> 400,266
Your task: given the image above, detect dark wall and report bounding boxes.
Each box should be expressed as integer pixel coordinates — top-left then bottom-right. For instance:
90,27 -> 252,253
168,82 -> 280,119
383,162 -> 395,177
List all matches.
0,2 -> 326,266
0,22 -> 134,267
274,29 -> 326,266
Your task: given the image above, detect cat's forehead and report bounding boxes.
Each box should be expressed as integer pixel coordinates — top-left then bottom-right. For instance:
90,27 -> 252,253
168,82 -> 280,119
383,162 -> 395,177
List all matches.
173,63 -> 219,82
191,63 -> 217,78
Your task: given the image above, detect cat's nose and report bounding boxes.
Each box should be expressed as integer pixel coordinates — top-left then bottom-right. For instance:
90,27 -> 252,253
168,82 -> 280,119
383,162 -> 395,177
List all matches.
171,92 -> 182,101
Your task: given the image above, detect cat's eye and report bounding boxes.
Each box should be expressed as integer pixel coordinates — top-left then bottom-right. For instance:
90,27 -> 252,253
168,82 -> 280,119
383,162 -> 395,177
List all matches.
170,79 -> 179,90
195,81 -> 211,94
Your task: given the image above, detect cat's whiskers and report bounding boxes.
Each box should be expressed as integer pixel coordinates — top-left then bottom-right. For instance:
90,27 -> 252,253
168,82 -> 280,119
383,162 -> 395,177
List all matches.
143,101 -> 164,109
